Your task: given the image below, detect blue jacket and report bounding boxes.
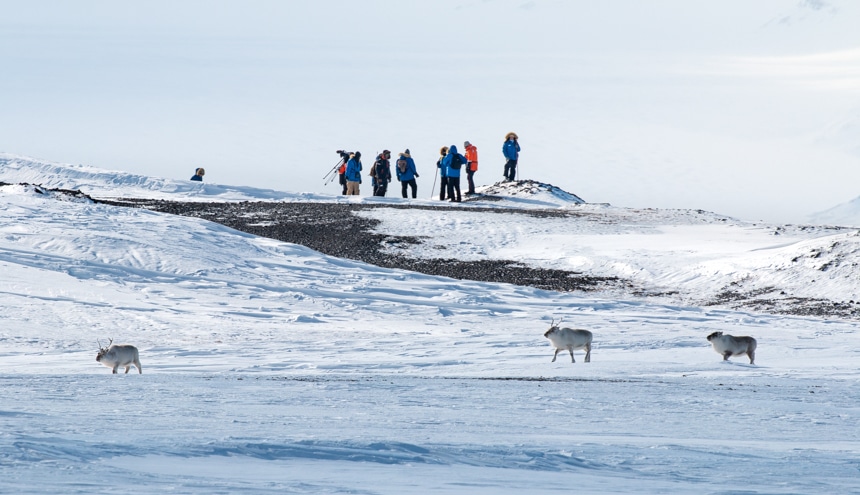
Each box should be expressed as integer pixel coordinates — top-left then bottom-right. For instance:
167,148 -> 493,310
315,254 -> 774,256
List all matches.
437,157 -> 447,177
395,153 -> 418,181
503,139 -> 520,161
345,156 -> 362,182
443,145 -> 467,178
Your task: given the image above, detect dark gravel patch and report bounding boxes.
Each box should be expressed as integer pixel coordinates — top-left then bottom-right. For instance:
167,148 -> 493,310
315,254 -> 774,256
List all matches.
706,287 -> 860,319
99,199 -> 624,293
92,196 -> 859,320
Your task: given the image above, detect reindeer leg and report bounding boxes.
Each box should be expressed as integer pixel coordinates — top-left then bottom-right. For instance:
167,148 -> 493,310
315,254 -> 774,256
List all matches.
124,365 -> 131,374
112,365 -> 118,374
552,348 -> 559,362
135,358 -> 143,374
723,351 -> 732,361
569,348 -> 576,363
748,349 -> 755,365
584,344 -> 591,363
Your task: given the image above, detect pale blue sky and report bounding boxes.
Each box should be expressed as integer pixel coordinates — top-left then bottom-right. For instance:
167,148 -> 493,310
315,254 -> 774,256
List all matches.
2,0 -> 858,222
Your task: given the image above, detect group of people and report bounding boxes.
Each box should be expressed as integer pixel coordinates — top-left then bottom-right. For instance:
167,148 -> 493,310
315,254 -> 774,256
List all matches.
336,149 -> 419,198
435,141 -> 477,202
334,132 -> 521,200
187,133 -> 521,192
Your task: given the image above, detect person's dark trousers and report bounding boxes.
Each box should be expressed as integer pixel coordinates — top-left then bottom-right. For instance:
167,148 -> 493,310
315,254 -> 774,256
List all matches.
374,183 -> 387,197
447,177 -> 461,202
466,169 -> 476,194
339,174 -> 347,195
401,179 -> 417,198
504,159 -> 517,181
439,176 -> 449,200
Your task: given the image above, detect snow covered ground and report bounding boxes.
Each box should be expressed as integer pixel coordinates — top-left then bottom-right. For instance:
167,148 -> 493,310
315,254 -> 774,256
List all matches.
2,158 -> 860,493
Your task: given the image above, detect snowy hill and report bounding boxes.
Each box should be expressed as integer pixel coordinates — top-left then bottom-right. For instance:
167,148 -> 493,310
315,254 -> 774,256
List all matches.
808,194 -> 860,227
6,154 -> 858,316
0,153 -> 315,202
2,158 -> 860,493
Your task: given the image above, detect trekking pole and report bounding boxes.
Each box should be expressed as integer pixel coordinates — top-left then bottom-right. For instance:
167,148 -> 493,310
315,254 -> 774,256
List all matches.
430,171 -> 438,199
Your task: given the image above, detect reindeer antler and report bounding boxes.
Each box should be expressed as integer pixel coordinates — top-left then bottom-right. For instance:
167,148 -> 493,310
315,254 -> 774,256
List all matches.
97,338 -> 113,353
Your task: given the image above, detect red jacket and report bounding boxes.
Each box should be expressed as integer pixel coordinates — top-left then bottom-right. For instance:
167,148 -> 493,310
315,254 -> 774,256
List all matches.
464,144 -> 478,171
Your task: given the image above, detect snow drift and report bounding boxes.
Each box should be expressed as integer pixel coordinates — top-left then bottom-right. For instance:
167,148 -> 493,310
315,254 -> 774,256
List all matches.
1,155 -> 859,494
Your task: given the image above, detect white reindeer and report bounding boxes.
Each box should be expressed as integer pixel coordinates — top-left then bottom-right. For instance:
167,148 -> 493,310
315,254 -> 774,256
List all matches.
706,331 -> 757,365
544,318 -> 593,363
96,339 -> 142,374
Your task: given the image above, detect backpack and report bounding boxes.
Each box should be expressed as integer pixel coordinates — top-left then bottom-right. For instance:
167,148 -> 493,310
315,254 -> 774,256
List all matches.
449,153 -> 462,170
397,158 -> 408,173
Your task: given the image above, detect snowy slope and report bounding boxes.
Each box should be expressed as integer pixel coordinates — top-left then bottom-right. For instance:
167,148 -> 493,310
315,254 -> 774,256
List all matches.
6,153 -> 859,313
1,160 -> 859,494
809,194 -> 860,227
361,201 -> 860,313
0,153 -> 319,202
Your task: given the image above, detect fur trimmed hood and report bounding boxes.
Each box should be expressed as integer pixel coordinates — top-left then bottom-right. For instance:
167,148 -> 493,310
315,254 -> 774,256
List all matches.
505,132 -> 518,140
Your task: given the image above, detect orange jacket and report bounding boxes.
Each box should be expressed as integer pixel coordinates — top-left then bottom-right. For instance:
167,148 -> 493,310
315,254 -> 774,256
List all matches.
464,144 -> 478,171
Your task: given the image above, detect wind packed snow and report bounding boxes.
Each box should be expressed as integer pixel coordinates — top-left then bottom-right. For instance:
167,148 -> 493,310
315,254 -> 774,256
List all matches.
1,158 -> 859,494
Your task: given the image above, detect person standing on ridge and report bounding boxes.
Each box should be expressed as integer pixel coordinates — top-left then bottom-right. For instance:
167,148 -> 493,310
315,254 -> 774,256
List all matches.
190,167 -> 205,181
502,132 -> 520,182
395,149 -> 419,199
436,146 -> 449,201
336,150 -> 351,195
371,150 -> 392,197
464,140 -> 478,195
345,152 -> 363,195
443,144 -> 466,202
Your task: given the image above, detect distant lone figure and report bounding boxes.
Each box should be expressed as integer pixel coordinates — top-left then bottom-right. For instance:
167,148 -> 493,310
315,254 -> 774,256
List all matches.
707,331 -> 757,365
502,132 -> 519,182
190,167 -> 205,181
